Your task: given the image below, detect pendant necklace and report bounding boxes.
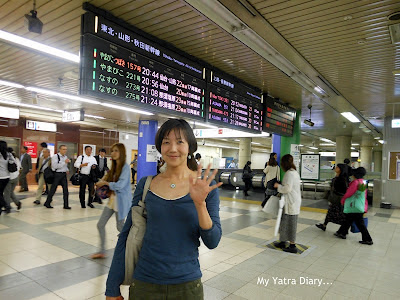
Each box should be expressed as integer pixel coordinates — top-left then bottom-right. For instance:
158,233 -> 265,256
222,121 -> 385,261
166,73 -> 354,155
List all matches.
170,183 -> 176,189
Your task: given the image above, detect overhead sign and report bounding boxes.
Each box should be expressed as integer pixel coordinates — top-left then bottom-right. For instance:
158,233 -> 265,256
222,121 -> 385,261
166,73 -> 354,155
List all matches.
392,119 -> 400,128
206,71 -> 263,133
193,128 -> 270,138
263,96 -> 296,137
80,13 -> 206,120
300,154 -> 320,180
0,106 -> 19,119
26,120 -> 57,132
319,152 -> 360,158
62,110 -> 84,122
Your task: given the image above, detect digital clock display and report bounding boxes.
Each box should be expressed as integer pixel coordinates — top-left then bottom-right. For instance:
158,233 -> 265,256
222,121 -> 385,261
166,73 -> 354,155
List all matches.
206,72 -> 263,133
263,96 -> 296,136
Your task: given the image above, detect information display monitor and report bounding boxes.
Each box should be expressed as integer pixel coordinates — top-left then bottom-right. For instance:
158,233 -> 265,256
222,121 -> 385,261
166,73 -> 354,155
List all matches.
80,13 -> 206,120
206,71 -> 263,133
263,96 -> 296,137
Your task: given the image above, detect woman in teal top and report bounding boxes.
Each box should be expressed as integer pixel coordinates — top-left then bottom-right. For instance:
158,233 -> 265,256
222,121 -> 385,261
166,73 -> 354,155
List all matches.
106,119 -> 222,300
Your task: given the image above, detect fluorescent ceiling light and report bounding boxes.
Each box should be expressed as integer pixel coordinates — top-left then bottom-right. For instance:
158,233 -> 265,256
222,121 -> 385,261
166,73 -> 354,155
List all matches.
392,119 -> 400,128
101,103 -> 153,115
352,143 -> 359,146
314,86 -> 324,93
0,106 -> 19,119
251,142 -> 261,145
234,139 -> 240,142
320,137 -> 335,143
374,136 -> 380,139
351,147 -> 356,150
341,112 -> 360,123
26,87 -> 100,105
378,140 -> 384,144
85,114 -> 106,120
0,79 -> 25,89
308,146 -> 318,150
0,99 -> 63,113
320,143 -> 335,146
299,144 -> 304,147
0,30 -> 79,63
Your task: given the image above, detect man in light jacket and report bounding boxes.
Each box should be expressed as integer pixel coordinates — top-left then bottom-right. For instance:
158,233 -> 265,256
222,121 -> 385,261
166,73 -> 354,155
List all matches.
34,148 -> 51,205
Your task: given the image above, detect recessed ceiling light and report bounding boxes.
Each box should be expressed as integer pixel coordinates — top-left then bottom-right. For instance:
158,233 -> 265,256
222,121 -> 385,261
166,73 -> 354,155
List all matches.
341,112 -> 360,123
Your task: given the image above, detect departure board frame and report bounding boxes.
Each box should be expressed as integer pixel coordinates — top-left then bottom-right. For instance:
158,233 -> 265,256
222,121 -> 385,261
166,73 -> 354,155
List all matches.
80,12 -> 206,120
263,96 -> 296,137
206,70 -> 263,134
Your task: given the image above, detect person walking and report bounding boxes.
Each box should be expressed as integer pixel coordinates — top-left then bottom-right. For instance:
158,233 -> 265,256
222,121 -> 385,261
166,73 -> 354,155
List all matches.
74,145 -> 97,208
104,119 -> 221,300
37,142 -> 49,195
34,148 -> 51,205
315,164 -> 348,231
4,148 -> 22,211
43,145 -> 71,209
0,141 -> 15,214
91,143 -> 132,259
334,167 -> 373,245
130,154 -> 138,184
242,161 -> 253,196
273,154 -> 302,253
261,152 -> 280,208
18,146 -> 32,192
93,148 -> 108,204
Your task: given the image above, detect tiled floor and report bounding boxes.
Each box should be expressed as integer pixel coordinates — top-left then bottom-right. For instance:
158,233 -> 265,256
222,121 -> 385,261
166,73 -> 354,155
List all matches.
0,185 -> 399,299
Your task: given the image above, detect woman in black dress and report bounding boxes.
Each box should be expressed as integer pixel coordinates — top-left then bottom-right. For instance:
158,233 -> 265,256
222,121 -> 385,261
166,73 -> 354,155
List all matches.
242,161 -> 253,196
315,163 -> 348,231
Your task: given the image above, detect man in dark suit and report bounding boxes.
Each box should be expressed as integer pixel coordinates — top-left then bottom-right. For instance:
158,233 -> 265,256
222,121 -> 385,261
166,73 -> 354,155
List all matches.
93,148 -> 108,204
19,146 -> 32,192
37,142 -> 48,195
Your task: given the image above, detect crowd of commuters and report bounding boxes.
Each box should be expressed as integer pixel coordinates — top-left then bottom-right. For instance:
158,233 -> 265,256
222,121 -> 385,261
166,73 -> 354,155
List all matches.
0,132 -> 374,300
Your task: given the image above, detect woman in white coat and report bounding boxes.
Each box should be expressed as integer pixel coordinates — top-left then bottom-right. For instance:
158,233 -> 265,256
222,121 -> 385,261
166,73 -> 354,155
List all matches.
273,154 -> 301,253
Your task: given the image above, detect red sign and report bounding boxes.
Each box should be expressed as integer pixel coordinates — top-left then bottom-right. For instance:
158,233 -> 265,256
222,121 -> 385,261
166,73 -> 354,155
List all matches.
218,129 -> 223,134
23,141 -> 38,158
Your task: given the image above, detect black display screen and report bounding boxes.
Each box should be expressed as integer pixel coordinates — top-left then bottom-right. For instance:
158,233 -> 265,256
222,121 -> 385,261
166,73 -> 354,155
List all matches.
206,72 -> 263,133
80,13 -> 205,120
263,96 -> 296,136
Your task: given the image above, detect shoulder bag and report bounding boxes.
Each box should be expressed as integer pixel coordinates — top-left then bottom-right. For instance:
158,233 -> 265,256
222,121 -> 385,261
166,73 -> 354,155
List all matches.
70,155 -> 84,186
35,157 -> 50,182
343,184 -> 366,214
266,166 -> 280,190
7,154 -> 17,173
44,155 -> 58,184
123,175 -> 153,286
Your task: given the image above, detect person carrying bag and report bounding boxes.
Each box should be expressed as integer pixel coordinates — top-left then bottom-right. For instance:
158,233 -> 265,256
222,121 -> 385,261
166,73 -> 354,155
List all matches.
334,167 -> 373,245
262,153 -> 280,208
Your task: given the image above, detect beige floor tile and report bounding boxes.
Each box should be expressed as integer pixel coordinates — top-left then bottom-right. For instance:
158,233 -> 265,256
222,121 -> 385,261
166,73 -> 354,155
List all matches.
304,263 -> 341,280
28,244 -> 79,263
208,262 -> 235,274
236,247 -> 265,259
369,289 -> 395,300
322,292 -> 353,299
281,281 -> 326,300
277,257 -> 312,272
312,257 -> 347,272
0,250 -> 49,271
30,293 -> 64,300
233,282 -> 279,300
224,255 -> 250,266
327,281 -> 371,298
0,261 -> 17,276
202,269 -> 219,282
54,281 -> 103,300
0,224 -> 8,230
88,274 -> 108,288
336,264 -> 378,289
199,256 -> 222,269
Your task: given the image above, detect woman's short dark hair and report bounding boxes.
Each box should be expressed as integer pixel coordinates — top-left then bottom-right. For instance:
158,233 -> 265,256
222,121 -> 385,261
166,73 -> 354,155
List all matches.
353,167 -> 366,179
155,119 -> 198,171
281,154 -> 296,171
268,152 -> 278,167
336,163 -> 348,178
195,153 -> 201,160
0,140 -> 7,160
40,142 -> 48,148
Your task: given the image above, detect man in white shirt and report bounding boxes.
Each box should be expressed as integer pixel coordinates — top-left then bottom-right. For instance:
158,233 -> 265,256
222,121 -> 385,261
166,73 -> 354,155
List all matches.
74,145 -> 97,208
44,145 -> 71,209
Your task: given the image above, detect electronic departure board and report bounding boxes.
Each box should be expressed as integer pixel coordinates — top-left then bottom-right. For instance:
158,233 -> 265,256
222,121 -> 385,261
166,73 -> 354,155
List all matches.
80,13 -> 206,120
206,71 -> 263,133
263,96 -> 296,137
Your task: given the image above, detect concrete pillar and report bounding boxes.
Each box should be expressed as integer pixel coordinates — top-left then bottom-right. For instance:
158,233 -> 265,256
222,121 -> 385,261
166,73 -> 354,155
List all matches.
360,146 -> 373,172
238,138 -> 251,169
335,136 -> 351,165
373,151 -> 382,172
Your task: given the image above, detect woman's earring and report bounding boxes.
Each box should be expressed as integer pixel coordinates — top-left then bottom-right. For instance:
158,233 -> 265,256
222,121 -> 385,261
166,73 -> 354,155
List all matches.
188,154 -> 192,159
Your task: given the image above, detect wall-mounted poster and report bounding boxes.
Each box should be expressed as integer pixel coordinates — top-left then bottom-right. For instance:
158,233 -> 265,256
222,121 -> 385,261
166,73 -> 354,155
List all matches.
290,144 -> 301,171
300,154 -> 320,180
388,152 -> 400,180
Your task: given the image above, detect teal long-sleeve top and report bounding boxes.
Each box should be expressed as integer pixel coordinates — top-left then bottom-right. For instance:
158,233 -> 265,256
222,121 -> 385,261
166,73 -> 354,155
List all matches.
105,176 -> 222,297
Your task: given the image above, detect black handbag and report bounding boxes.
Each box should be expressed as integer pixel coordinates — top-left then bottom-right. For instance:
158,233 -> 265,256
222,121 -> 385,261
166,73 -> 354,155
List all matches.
8,160 -> 17,172
44,167 -> 55,184
266,167 -> 280,190
70,172 -> 81,186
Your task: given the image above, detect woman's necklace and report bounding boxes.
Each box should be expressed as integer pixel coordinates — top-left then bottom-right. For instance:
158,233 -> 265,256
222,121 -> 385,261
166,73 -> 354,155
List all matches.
170,183 -> 176,189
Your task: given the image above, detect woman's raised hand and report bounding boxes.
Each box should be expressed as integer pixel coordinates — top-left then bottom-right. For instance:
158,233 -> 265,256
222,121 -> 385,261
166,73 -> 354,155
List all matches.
189,164 -> 223,207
